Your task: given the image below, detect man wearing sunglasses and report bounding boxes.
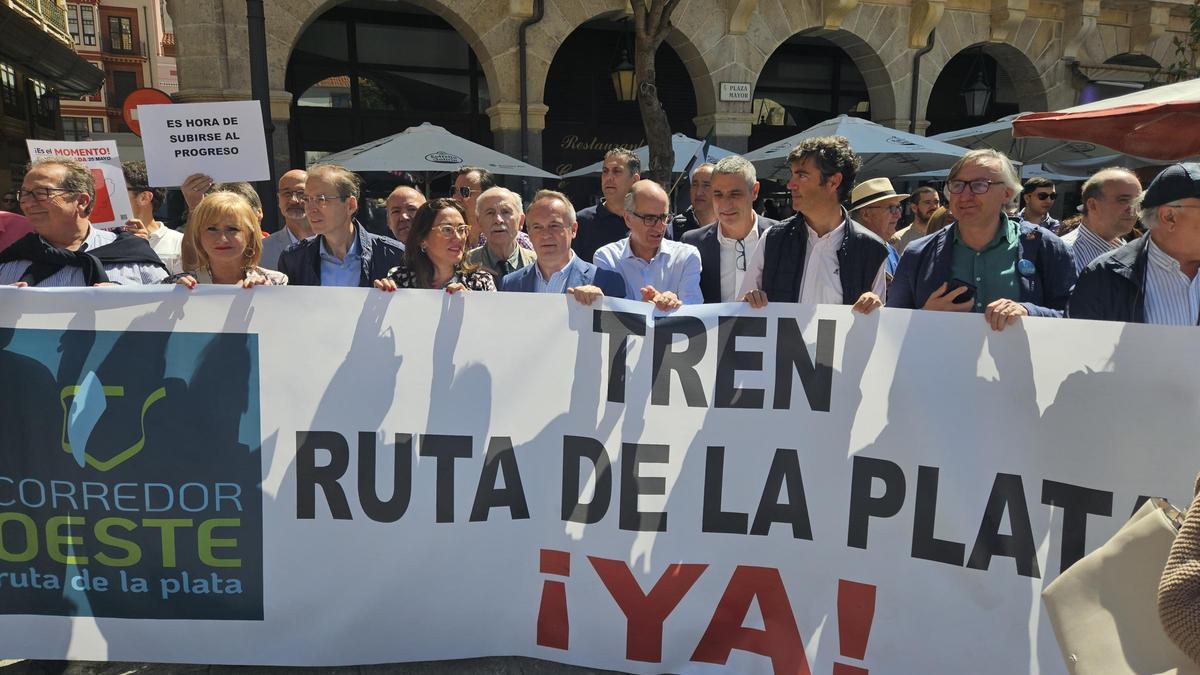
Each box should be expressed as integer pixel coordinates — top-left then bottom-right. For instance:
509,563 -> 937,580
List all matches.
682,155 -> 776,303
888,149 -> 1076,331
594,179 -> 702,310
1070,162 -> 1200,325
849,177 -> 907,279
277,163 -> 403,287
0,159 -> 167,286
1017,177 -> 1061,233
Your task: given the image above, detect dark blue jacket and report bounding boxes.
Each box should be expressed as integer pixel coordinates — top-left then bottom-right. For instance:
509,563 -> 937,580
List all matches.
887,218 -> 1076,317
499,257 -> 627,298
681,213 -> 777,303
759,212 -> 888,305
1067,235 -> 1149,323
277,221 -> 404,287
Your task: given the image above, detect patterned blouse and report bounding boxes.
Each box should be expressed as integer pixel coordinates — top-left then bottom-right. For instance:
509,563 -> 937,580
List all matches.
164,266 -> 289,286
385,263 -> 496,291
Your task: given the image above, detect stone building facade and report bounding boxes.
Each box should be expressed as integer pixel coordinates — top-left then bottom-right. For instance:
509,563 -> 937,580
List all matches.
164,0 -> 1197,177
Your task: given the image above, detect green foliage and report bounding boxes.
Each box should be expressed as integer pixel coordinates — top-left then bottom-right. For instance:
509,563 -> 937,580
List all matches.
1164,0 -> 1200,82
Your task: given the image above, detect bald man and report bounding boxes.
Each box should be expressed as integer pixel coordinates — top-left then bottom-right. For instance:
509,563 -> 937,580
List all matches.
594,179 -> 703,310
261,169 -> 312,270
385,184 -> 424,246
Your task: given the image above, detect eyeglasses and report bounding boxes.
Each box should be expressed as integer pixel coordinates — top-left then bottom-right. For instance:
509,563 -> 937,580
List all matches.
453,186 -> 479,199
630,210 -> 671,227
864,204 -> 903,214
1165,203 -> 1200,210
279,190 -> 306,202
303,194 -> 347,208
735,238 -> 746,272
947,179 -> 1005,195
1035,192 -> 1057,201
17,187 -> 74,203
433,224 -> 470,238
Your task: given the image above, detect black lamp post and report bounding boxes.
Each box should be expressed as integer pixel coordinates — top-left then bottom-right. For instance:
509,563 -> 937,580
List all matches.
962,48 -> 993,118
611,50 -> 636,102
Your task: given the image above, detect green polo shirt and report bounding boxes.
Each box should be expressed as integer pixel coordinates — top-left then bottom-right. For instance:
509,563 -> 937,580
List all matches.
949,216 -> 1020,313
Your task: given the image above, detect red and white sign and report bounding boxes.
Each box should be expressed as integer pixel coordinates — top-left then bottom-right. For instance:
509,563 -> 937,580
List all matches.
122,87 -> 173,137
26,139 -> 134,230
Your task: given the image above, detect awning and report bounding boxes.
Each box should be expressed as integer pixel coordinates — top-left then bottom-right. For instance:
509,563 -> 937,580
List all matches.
0,4 -> 105,97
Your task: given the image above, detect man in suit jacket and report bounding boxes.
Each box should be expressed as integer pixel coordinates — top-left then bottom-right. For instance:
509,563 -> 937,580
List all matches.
501,190 -> 626,303
261,169 -> 313,271
682,155 -> 777,303
278,164 -> 403,287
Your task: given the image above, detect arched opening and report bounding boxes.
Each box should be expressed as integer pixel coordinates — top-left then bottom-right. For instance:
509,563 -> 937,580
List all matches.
542,16 -> 698,206
1074,53 -> 1160,105
285,0 -> 491,168
750,34 -> 872,150
924,46 -> 1022,136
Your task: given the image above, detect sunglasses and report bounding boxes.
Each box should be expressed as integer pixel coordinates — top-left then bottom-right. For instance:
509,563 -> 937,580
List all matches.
1035,192 -> 1057,201
453,186 -> 478,199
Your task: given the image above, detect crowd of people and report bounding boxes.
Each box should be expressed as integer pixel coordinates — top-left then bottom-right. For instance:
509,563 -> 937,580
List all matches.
1,136 -> 1199,329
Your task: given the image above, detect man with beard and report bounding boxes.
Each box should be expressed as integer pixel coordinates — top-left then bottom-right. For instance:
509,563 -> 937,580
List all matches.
891,185 -> 942,253
261,169 -> 313,271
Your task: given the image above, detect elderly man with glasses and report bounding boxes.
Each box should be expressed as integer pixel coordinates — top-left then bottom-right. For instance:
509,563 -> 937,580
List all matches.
277,163 -> 403,287
594,179 -> 702,310
681,155 -> 777,303
849,177 -> 907,279
888,149 -> 1076,330
0,158 -> 167,286
1070,163 -> 1200,325
260,169 -> 314,271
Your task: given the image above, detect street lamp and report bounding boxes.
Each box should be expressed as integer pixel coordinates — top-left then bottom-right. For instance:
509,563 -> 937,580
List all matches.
611,50 -> 636,102
962,48 -> 992,118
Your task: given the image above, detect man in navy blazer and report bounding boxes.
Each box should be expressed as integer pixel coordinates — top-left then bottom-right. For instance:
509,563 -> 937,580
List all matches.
682,155 -> 777,303
500,189 -> 627,303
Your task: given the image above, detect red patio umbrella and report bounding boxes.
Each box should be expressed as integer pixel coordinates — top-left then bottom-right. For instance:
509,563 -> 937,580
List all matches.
1012,77 -> 1200,161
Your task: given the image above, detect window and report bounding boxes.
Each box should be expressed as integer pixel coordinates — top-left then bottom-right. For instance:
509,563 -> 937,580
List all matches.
91,117 -> 105,132
63,117 -> 90,141
108,16 -> 133,52
80,6 -> 97,46
67,4 -> 80,44
0,64 -> 17,109
111,70 -> 138,108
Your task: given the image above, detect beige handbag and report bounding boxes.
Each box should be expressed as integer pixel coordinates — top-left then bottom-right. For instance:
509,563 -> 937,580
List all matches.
1043,498 -> 1197,675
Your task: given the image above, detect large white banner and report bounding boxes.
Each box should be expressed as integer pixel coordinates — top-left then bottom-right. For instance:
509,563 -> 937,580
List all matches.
0,287 -> 1195,674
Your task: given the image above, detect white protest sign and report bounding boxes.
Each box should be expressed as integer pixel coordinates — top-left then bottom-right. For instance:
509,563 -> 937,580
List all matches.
138,100 -> 270,187
25,140 -> 135,230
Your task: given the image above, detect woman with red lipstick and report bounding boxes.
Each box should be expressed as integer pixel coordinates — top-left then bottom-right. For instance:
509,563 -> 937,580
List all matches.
167,191 -> 287,288
373,198 -> 495,293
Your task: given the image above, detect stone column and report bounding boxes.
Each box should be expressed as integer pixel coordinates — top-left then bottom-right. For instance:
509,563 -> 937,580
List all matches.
693,111 -> 754,153
487,101 -> 549,197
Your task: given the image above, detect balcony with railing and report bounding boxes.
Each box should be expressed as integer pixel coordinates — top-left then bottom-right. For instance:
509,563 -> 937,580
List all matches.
7,0 -> 72,44
102,40 -> 145,58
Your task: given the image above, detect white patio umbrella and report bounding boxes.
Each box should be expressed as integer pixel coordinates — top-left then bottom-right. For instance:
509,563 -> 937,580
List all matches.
743,115 -> 969,182
930,113 -> 1124,165
561,133 -> 737,178
314,122 -> 558,178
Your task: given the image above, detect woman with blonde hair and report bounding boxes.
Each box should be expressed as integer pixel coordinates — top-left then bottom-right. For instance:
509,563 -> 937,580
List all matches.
167,191 -> 286,288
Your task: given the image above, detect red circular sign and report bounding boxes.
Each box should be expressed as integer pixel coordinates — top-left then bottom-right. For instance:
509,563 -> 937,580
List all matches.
121,88 -> 173,137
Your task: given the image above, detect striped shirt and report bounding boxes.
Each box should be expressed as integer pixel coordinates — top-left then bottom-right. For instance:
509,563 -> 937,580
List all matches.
1143,236 -> 1200,326
1060,223 -> 1120,274
0,227 -> 167,287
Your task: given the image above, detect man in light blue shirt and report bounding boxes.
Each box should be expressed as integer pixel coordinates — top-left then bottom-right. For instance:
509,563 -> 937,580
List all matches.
593,180 -> 703,310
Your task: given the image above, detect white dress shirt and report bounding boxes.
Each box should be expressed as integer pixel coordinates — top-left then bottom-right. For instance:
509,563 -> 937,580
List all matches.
1143,236 -> 1200,326
0,227 -> 168,286
738,214 -> 886,304
147,223 -> 184,275
716,223 -> 762,303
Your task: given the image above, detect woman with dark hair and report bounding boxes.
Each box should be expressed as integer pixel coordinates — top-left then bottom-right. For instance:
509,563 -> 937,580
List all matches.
373,198 -> 495,293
